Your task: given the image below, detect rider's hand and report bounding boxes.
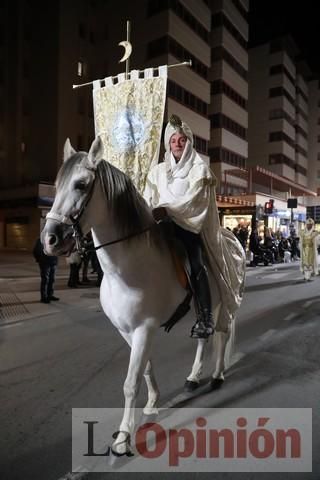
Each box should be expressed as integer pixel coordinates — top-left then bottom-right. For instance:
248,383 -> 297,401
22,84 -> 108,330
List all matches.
152,207 -> 167,222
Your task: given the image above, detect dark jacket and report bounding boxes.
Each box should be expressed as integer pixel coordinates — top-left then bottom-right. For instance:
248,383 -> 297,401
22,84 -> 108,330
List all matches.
33,238 -> 58,266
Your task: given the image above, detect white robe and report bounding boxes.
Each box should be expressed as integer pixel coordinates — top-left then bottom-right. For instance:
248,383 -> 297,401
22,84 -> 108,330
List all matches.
299,228 -> 319,275
144,146 -> 246,332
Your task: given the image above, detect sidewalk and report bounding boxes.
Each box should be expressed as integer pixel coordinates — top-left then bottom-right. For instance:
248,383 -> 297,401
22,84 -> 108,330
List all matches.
0,250 -> 101,327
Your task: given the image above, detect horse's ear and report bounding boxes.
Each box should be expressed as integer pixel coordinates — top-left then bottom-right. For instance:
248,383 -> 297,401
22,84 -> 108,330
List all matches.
87,136 -> 104,170
63,138 -> 76,162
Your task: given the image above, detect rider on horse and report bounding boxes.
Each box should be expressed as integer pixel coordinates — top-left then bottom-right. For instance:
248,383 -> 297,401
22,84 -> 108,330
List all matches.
144,114 -> 216,339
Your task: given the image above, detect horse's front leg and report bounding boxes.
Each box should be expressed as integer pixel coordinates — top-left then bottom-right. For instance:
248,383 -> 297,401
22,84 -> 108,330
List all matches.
112,325 -> 156,456
184,338 -> 206,391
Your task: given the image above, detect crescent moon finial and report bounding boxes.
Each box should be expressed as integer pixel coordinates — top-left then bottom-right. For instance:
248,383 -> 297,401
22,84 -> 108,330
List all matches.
118,40 -> 132,63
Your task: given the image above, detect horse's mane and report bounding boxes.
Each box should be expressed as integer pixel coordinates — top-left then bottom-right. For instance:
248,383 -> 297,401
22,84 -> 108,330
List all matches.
96,160 -> 153,237
56,152 -> 158,242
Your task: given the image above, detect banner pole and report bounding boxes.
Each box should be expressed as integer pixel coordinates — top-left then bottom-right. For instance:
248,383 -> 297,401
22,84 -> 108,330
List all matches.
72,60 -> 192,90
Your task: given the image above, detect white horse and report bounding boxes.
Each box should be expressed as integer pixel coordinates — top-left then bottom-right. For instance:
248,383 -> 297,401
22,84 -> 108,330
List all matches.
42,137 -> 244,455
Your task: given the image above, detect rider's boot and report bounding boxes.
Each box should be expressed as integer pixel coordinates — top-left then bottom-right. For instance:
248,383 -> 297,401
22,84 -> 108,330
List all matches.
190,266 -> 214,339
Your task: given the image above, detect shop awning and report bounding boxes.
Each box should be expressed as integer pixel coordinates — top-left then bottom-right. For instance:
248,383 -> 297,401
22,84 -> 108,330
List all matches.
216,195 -> 255,207
250,166 -> 317,197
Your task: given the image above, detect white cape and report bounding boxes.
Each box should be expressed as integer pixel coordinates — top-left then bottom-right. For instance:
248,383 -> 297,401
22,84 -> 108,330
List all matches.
299,229 -> 319,275
144,150 -> 246,332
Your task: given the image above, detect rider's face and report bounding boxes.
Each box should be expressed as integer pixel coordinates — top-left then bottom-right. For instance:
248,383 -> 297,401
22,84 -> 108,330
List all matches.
169,133 -> 187,162
307,223 -> 313,230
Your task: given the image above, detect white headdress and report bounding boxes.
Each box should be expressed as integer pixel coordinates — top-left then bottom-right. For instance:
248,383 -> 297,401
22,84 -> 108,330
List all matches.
164,115 -> 194,152
306,218 -> 315,225
163,114 -> 196,181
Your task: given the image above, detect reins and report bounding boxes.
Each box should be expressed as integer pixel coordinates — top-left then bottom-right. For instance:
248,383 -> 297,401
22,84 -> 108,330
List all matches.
46,169 -> 154,255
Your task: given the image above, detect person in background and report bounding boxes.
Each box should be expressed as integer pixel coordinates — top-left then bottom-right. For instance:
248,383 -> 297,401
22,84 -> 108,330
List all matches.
33,237 -> 59,303
81,233 -> 93,284
299,218 -> 319,281
66,250 -> 82,288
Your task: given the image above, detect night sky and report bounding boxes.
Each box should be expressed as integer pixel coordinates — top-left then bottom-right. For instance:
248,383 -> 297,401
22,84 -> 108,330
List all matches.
249,0 -> 320,74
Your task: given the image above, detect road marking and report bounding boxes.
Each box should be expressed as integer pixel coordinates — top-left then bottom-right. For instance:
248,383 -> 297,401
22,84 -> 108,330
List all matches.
302,300 -> 316,309
283,312 -> 298,322
258,329 -> 276,342
57,470 -> 89,480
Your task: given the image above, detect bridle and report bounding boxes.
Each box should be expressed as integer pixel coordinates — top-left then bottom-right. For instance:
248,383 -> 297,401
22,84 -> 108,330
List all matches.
46,167 -> 153,255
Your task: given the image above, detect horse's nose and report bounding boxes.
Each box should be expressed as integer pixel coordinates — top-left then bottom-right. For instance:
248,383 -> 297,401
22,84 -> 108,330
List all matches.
48,233 -> 58,246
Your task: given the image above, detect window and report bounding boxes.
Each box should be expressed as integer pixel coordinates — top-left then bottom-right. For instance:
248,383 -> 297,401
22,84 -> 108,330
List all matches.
269,87 -> 294,105
210,113 -> 247,140
269,131 -> 295,148
269,64 -> 295,85
209,147 -> 246,168
147,36 -> 208,79
211,46 -> 248,81
147,0 -> 209,42
269,153 -> 295,168
211,12 -> 247,49
295,164 -> 307,176
167,80 -> 208,117
269,108 -> 295,126
211,80 -> 247,110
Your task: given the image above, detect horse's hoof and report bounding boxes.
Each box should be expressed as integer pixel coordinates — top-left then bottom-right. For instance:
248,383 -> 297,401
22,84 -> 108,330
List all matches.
143,406 -> 159,416
110,447 -> 134,458
210,378 -> 224,390
184,380 -> 200,392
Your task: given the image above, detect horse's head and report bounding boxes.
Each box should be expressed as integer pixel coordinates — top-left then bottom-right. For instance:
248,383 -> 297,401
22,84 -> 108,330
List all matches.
42,137 -> 104,256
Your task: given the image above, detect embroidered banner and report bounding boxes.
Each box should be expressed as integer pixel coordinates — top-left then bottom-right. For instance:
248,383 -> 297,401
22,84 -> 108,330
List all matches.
93,66 -> 167,194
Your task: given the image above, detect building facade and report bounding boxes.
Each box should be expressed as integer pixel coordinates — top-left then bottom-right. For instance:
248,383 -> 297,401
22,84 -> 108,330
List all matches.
248,36 -> 309,188
308,78 -> 320,196
208,0 -> 249,196
0,0 -> 109,249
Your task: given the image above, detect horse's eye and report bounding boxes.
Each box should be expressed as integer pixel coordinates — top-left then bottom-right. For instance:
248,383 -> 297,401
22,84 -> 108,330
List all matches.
74,181 -> 87,191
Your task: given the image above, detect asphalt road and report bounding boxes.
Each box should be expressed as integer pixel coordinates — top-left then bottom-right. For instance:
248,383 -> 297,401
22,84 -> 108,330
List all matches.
0,255 -> 319,480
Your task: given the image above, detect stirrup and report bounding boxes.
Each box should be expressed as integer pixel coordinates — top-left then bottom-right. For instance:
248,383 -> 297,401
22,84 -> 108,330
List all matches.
190,321 -> 214,339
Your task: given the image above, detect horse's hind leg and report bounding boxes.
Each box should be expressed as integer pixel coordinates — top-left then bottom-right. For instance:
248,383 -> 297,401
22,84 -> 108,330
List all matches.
143,359 -> 159,415
184,338 -> 206,391
112,325 -> 156,456
212,330 -> 230,383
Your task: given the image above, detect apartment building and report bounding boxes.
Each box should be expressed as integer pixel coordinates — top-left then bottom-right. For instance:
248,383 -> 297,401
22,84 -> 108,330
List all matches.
208,0 -> 249,196
105,0 -> 211,162
248,36 -> 309,188
308,78 -> 320,195
0,0 -> 109,248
